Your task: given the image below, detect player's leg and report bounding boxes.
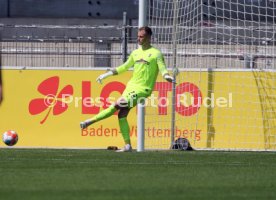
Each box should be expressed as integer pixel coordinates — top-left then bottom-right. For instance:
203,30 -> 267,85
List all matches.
114,98 -> 132,152
119,116 -> 130,144
80,87 -> 139,129
80,104 -> 117,129
115,89 -> 148,152
117,108 -> 133,152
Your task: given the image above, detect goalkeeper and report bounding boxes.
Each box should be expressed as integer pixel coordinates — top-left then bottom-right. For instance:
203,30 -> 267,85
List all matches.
80,26 -> 174,152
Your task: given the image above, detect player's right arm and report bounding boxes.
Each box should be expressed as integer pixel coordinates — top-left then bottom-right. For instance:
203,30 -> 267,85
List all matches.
96,53 -> 134,84
115,52 -> 135,75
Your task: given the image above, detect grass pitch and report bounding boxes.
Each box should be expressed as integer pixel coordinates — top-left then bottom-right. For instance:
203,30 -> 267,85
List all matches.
0,149 -> 276,200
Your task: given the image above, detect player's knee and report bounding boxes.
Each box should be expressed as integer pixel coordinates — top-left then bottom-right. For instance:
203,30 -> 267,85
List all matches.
118,108 -> 130,118
115,98 -> 128,110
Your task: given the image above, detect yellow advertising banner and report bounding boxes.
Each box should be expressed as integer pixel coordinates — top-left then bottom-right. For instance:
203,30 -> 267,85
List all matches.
1,69 -> 134,148
0,69 -> 275,150
145,70 -> 276,150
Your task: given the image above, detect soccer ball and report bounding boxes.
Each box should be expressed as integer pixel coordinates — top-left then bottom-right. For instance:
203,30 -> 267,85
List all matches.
2,130 -> 18,146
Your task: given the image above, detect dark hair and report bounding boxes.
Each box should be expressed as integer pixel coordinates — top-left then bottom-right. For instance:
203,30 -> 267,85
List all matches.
138,26 -> 152,37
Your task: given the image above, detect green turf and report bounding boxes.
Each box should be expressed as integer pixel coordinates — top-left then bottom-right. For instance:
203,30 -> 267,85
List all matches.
0,149 -> 276,200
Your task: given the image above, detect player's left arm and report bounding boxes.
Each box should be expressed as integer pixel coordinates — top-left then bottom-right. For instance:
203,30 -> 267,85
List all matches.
157,52 -> 175,83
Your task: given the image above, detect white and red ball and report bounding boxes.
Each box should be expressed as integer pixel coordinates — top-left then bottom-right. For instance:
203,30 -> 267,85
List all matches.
2,130 -> 18,146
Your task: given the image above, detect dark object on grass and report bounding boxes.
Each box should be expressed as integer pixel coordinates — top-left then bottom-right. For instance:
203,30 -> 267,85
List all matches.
107,146 -> 118,150
172,138 -> 194,151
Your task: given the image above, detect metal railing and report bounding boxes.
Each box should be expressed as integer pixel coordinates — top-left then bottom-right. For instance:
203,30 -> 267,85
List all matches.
0,23 -> 275,69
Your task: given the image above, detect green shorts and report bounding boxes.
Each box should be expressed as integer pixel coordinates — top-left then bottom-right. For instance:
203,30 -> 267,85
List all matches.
122,87 -> 151,108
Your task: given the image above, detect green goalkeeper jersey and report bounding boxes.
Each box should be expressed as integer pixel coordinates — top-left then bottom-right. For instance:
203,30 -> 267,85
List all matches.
115,46 -> 169,94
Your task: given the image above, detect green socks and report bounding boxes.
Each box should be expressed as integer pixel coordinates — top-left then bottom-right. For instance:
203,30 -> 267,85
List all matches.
88,106 -> 131,144
90,105 -> 117,122
119,117 -> 131,144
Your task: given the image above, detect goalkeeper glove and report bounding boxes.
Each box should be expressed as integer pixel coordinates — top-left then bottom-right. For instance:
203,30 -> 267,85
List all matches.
96,71 -> 114,84
164,74 -> 175,83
